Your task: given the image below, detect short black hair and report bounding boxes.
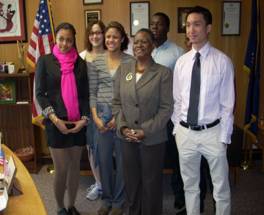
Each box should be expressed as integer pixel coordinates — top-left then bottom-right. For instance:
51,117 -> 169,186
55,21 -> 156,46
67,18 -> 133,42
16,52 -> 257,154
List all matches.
105,21 -> 129,51
135,28 -> 155,43
55,22 -> 77,49
187,6 -> 212,25
55,22 -> 76,36
153,12 -> 170,29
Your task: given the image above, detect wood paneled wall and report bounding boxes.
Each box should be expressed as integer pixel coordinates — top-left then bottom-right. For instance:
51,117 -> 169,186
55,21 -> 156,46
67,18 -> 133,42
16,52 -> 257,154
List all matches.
0,0 -> 260,128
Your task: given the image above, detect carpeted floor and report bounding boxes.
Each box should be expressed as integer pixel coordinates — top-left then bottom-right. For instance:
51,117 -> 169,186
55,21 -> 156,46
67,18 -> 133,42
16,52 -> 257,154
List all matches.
31,163 -> 264,215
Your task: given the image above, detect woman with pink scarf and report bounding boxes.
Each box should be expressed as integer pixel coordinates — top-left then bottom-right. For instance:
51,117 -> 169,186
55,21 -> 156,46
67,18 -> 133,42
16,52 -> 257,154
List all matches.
35,23 -> 89,215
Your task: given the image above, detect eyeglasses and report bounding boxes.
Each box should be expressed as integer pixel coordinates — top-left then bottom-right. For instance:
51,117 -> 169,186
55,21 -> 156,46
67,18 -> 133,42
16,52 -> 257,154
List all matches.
89,31 -> 103,36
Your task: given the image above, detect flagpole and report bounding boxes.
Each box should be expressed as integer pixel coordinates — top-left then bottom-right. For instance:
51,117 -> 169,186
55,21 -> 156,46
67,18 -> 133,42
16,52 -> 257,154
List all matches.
47,0 -> 55,40
46,1 -> 55,174
242,0 -> 261,170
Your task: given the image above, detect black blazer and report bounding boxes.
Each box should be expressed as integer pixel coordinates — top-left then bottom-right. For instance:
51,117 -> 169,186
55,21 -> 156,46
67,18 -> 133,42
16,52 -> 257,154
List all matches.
35,53 -> 90,120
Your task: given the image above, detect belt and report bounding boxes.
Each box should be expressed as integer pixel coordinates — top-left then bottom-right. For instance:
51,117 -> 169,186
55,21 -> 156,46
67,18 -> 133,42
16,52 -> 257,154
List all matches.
180,119 -> 220,131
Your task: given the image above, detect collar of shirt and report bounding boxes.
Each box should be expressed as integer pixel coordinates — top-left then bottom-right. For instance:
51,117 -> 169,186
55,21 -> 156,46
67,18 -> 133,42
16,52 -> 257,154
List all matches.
191,42 -> 210,61
155,40 -> 170,51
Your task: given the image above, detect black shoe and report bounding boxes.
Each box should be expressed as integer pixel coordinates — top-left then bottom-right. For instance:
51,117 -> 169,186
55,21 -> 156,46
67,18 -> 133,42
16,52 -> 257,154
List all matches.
176,208 -> 186,215
175,201 -> 186,215
200,200 -> 204,213
174,199 -> 185,209
68,206 -> 80,215
213,199 -> 216,213
57,208 -> 69,215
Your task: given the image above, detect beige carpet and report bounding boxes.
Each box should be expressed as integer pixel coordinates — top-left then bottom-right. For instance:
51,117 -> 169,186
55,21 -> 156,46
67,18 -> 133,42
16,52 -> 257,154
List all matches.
31,163 -> 264,215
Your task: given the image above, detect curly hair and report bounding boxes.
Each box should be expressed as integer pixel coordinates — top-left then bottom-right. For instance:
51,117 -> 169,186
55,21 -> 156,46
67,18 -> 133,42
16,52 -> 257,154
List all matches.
104,21 -> 129,51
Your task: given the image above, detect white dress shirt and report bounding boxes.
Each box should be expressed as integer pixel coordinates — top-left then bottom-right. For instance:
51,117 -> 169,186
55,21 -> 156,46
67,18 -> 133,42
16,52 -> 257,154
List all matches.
171,42 -> 235,144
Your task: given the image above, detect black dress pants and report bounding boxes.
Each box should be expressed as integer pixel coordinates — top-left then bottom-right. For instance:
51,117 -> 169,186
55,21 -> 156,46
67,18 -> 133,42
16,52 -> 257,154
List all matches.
122,141 -> 165,215
167,120 -> 185,206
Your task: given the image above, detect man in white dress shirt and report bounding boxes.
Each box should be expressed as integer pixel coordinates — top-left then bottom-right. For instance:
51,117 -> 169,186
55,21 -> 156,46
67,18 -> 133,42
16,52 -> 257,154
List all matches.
172,6 -> 235,215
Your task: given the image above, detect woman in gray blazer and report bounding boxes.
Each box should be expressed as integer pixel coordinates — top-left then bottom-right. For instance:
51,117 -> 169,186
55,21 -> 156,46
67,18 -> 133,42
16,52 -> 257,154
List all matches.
112,29 -> 173,215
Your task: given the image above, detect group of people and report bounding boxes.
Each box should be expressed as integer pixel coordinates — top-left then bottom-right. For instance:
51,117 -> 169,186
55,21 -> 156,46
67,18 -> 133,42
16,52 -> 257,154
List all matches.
35,5 -> 235,215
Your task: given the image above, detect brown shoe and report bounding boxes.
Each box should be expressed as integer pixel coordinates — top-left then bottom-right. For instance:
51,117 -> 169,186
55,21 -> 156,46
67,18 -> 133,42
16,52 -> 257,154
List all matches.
109,208 -> 123,215
97,206 -> 111,215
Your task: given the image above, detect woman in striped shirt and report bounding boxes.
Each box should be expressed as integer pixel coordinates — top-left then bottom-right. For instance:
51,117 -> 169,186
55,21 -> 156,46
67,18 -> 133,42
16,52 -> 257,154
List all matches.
79,20 -> 106,201
89,21 -> 134,215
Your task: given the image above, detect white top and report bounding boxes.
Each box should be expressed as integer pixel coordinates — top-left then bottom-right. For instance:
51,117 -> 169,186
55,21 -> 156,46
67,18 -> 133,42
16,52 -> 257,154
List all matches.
136,73 -> 143,82
171,42 -> 235,144
109,69 -> 116,77
79,50 -> 87,60
152,40 -> 185,71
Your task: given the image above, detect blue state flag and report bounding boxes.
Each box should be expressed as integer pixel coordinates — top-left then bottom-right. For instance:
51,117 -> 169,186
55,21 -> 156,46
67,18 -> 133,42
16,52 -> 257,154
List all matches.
244,0 -> 260,133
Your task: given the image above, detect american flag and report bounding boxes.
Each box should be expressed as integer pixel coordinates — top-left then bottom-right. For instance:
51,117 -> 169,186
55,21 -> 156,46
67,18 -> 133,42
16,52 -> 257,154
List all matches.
26,0 -> 54,119
27,0 -> 54,67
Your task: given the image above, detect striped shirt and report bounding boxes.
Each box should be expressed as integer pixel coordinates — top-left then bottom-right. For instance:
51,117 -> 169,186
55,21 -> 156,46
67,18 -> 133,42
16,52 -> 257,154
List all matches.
89,52 -> 134,108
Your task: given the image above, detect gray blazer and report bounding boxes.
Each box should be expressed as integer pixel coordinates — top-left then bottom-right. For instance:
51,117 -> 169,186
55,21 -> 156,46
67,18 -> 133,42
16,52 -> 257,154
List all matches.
112,58 -> 173,146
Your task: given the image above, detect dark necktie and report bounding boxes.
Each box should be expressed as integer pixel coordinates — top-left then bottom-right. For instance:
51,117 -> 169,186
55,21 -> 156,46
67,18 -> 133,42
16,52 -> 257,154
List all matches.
187,52 -> 201,125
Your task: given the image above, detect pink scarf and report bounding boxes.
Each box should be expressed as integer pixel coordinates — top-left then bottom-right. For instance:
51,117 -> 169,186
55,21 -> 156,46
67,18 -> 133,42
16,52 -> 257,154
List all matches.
53,45 -> 80,121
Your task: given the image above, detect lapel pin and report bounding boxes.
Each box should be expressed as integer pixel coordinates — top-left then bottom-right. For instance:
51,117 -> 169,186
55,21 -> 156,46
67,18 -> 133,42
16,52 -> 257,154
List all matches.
126,73 -> 133,81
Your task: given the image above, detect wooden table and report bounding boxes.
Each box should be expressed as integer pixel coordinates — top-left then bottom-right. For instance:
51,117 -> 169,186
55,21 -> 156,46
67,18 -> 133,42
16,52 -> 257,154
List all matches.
2,144 -> 47,215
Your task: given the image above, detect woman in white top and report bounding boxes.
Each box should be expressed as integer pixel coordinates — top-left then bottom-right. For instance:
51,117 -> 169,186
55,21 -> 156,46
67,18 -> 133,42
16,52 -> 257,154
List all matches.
79,20 -> 106,201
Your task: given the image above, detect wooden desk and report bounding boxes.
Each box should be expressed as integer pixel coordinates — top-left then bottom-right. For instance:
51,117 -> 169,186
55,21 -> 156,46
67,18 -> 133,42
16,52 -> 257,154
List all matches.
2,145 -> 47,215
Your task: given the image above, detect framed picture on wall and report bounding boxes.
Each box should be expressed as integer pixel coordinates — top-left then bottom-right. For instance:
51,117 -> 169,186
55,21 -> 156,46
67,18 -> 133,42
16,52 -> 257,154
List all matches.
222,1 -> 241,36
130,1 -> 150,36
83,0 -> 103,5
0,79 -> 16,104
0,0 -> 27,43
84,10 -> 101,29
177,7 -> 193,33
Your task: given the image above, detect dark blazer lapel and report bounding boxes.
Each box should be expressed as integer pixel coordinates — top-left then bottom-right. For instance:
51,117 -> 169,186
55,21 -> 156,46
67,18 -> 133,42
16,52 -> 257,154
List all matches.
51,54 -> 61,79
136,59 -> 158,90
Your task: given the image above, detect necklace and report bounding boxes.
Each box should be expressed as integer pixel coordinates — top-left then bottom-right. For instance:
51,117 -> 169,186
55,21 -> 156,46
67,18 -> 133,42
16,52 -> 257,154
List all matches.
136,65 -> 145,74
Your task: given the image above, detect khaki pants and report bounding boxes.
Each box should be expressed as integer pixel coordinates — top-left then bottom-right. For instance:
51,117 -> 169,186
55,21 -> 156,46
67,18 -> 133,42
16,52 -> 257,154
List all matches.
175,124 -> 231,215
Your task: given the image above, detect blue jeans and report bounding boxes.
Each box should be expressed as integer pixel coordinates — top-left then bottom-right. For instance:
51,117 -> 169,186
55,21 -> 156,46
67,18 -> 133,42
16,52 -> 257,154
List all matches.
97,103 -> 112,125
86,103 -> 112,166
96,104 -> 124,208
86,119 -> 99,165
